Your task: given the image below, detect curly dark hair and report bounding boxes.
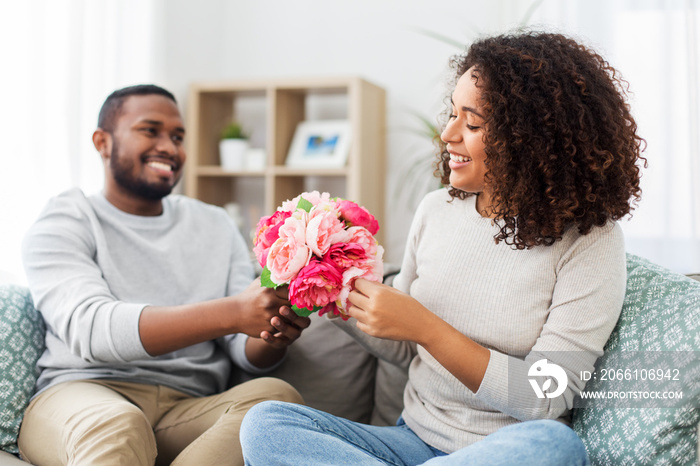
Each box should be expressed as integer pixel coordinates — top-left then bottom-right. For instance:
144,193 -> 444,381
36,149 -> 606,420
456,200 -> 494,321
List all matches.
437,31 -> 646,249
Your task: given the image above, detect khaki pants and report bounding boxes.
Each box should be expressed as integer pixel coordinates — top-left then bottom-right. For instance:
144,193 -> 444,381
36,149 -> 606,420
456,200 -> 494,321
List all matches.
18,377 -> 302,466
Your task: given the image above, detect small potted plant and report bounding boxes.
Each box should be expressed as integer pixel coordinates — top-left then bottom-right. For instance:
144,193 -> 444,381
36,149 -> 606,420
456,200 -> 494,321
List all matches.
219,121 -> 250,170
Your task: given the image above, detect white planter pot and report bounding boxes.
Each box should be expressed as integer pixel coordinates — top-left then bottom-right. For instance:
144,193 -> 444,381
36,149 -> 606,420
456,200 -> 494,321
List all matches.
219,139 -> 250,170
245,148 -> 267,171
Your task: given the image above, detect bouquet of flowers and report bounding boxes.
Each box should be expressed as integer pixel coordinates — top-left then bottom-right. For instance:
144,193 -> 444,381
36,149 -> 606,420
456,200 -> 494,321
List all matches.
253,191 -> 383,319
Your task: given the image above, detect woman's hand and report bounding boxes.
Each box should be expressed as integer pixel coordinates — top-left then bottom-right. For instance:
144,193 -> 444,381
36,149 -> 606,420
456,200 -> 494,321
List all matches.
347,278 -> 438,344
348,278 -> 490,392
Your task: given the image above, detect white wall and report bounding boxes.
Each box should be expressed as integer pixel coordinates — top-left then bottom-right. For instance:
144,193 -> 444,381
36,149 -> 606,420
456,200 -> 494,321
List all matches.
4,0 -> 692,283
153,0 -> 539,265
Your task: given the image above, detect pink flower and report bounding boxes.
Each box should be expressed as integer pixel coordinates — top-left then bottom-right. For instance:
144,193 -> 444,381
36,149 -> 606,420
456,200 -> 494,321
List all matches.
323,242 -> 368,271
282,191 -> 332,212
266,212 -> 310,284
289,259 -> 343,311
253,210 -> 292,268
317,301 -> 351,321
318,302 -> 339,318
333,245 -> 384,315
306,209 -> 348,257
345,226 -> 379,257
334,267 -> 368,316
360,245 -> 385,282
337,200 -> 379,235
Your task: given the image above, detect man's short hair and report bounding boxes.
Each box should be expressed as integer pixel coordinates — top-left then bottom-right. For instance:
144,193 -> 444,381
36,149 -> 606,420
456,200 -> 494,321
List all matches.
97,84 -> 177,133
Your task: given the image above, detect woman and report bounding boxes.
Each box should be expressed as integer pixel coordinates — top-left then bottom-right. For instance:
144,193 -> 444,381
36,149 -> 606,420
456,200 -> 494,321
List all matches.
240,31 -> 645,465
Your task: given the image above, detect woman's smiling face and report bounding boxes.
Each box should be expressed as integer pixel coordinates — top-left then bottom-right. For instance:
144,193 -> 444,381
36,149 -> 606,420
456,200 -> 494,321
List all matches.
441,67 -> 491,204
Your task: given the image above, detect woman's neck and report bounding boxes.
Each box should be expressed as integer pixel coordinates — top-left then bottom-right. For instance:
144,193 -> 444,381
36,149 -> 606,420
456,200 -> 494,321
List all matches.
475,192 -> 497,219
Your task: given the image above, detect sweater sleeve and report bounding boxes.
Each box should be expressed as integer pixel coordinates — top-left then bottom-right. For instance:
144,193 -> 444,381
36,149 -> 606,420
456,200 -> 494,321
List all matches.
224,334 -> 286,373
22,192 -> 150,363
475,222 -> 627,421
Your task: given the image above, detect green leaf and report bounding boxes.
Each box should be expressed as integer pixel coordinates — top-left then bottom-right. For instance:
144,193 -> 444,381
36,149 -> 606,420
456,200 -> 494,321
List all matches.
297,197 -> 313,213
260,267 -> 279,289
291,304 -> 314,317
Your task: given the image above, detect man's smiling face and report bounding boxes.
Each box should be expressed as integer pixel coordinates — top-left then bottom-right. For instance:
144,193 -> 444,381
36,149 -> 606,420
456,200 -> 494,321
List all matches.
107,94 -> 186,201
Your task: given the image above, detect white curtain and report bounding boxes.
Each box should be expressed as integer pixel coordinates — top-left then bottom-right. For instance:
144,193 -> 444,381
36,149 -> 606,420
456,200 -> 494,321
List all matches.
0,0 -> 160,284
510,0 -> 700,273
612,0 -> 700,274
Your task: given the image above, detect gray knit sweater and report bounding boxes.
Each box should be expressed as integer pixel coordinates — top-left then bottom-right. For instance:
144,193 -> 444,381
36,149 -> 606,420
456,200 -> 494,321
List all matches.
337,188 -> 626,453
22,188 -> 262,398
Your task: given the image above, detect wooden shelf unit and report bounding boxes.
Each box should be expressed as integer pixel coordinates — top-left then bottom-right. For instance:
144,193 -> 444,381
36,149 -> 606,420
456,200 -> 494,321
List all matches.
184,77 -> 387,245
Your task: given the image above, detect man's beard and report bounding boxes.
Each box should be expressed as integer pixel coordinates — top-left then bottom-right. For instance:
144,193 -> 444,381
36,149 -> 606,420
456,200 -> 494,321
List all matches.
110,140 -> 176,201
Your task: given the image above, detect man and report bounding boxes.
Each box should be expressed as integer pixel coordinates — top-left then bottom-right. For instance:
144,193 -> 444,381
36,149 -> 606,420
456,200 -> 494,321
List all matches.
19,84 -> 310,465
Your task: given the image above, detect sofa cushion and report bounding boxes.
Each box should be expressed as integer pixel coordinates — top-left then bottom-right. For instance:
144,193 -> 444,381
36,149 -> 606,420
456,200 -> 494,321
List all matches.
0,285 -> 44,455
572,254 -> 699,465
370,265 -> 409,426
370,359 -> 408,426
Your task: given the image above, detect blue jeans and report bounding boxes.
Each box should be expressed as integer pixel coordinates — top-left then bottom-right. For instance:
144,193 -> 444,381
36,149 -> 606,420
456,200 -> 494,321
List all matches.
240,401 -> 589,465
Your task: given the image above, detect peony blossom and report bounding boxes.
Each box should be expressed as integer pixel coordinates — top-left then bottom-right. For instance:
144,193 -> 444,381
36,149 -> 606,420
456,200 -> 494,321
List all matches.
266,212 -> 310,284
360,244 -> 384,282
289,259 -> 343,311
323,242 -> 368,271
334,267 -> 369,317
281,190 -> 332,212
333,245 -> 384,317
318,302 -> 339,319
345,226 -> 379,257
253,210 -> 292,267
337,200 -> 379,235
306,209 -> 348,257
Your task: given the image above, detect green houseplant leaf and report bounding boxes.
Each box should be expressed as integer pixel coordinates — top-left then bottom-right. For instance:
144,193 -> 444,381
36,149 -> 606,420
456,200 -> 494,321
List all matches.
220,122 -> 249,140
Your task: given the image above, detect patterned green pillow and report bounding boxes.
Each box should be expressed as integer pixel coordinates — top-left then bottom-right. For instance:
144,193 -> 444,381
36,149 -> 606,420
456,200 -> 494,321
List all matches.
0,285 -> 44,455
572,254 -> 700,465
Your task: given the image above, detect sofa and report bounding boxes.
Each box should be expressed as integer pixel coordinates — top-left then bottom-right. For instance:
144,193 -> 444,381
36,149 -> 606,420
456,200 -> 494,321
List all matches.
0,253 -> 698,465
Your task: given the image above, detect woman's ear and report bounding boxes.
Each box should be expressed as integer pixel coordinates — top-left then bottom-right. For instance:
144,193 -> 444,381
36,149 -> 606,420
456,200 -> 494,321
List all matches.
92,129 -> 112,162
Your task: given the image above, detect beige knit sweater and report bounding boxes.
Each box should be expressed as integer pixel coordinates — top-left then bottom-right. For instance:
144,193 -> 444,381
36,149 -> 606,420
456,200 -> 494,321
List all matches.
337,188 -> 626,453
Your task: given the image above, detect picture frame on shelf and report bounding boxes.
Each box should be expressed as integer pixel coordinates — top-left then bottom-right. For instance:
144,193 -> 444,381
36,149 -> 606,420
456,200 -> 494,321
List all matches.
285,120 -> 351,168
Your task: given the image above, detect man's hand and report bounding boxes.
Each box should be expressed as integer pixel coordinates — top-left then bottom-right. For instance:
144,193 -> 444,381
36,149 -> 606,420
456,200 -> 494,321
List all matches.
233,278 -> 295,337
261,306 -> 311,349
244,304 -> 311,368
